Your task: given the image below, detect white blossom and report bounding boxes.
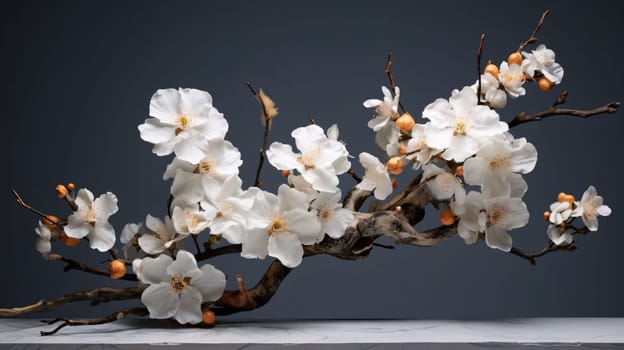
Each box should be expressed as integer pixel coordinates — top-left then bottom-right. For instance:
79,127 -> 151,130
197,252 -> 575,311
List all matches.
499,62 -> 526,98
472,73 -> 507,108
356,152 -> 393,200
240,185 -> 322,268
171,202 -> 214,236
64,188 -> 118,252
34,221 -> 52,258
575,186 -> 611,231
363,86 -> 400,132
405,124 -> 439,168
206,176 -> 256,244
522,44 -> 564,84
547,224 -> 574,246
138,88 -> 228,164
549,201 -> 574,225
266,124 -> 350,193
424,164 -> 466,206
120,222 -> 142,260
138,215 -> 181,255
135,250 -> 226,324
422,86 -> 508,162
310,191 -> 354,239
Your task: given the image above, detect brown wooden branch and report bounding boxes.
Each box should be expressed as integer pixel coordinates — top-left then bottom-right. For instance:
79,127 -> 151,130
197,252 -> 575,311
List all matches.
195,244 -> 242,261
40,307 -> 148,336
48,253 -> 138,281
476,33 -> 486,105
510,226 -> 590,265
0,286 -> 143,317
508,101 -> 619,128
385,51 -> 407,114
248,80 -> 272,188
10,189 -> 63,224
518,10 -> 549,52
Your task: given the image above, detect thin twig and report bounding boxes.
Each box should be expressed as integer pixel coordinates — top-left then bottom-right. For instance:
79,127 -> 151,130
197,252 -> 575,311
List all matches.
10,189 -> 62,224
518,10 -> 550,52
385,51 -> 407,114
48,254 -> 138,281
191,234 -> 202,255
248,81 -> 272,188
195,244 -> 242,261
510,242 -> 576,266
508,101 -> 619,128
40,307 -> 148,336
347,168 -> 362,183
476,34 -> 486,105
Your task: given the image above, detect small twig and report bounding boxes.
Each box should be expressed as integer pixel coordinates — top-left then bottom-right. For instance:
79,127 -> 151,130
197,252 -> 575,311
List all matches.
191,234 -> 202,255
385,51 -> 407,114
508,101 -> 619,128
195,244 -> 242,261
48,254 -> 138,281
553,91 -> 568,107
309,117 -> 316,125
347,168 -> 362,183
40,307 -> 148,336
476,34 -> 486,105
248,81 -> 272,188
372,242 -> 395,250
518,10 -> 549,52
510,241 -> 576,266
10,189 -> 61,223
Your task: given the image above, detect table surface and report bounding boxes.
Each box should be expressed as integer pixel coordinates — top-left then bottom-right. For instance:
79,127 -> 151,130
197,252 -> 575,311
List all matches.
1,318 -> 623,347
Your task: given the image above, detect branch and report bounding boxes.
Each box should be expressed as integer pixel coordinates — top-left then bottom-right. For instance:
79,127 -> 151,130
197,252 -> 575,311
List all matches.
248,81 -> 272,188
40,307 -> 148,336
10,189 -> 63,224
0,286 -> 143,317
195,244 -> 242,261
508,101 -> 619,128
509,226 -> 590,265
385,51 -> 407,114
48,253 -> 138,281
518,10 -> 549,52
476,33 -> 485,105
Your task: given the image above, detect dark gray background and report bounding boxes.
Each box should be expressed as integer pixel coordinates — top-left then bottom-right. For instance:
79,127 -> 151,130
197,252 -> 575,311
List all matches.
2,0 -> 623,320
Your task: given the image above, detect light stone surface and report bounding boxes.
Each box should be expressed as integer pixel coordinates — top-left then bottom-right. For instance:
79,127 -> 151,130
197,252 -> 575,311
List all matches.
0,318 -> 623,349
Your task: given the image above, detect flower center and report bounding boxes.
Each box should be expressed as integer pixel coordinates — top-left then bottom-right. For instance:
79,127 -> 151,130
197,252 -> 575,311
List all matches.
319,208 -> 331,219
170,276 -> 192,292
488,153 -> 511,172
185,211 -> 200,229
453,117 -> 468,136
175,114 -> 190,135
376,102 -> 398,119
194,160 -> 215,174
268,216 -> 287,236
486,208 -> 505,228
85,209 -> 97,225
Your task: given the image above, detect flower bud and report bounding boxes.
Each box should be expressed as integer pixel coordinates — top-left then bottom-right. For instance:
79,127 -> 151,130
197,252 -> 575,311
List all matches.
440,206 -> 455,226
391,178 -> 398,189
508,52 -> 522,65
455,165 -> 464,177
386,157 -> 404,175
395,113 -> 415,133
66,182 -> 75,191
538,77 -> 554,92
55,184 -> 68,198
281,170 -> 290,177
557,192 -> 567,203
202,308 -> 216,326
484,63 -> 499,79
543,211 -> 551,221
109,259 -> 126,280
60,231 -> 80,247
41,215 -> 59,231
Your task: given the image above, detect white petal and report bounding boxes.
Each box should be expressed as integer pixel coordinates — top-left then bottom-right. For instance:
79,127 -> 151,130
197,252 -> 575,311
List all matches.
167,250 -> 201,280
282,209 -> 322,245
463,156 -> 487,186
265,142 -> 301,170
88,222 -> 116,252
323,209 -> 353,239
64,217 -> 91,239
193,264 -> 227,302
138,118 -> 176,144
292,124 -> 326,151
93,192 -> 119,220
173,136 -> 209,164
442,135 -> 477,162
268,233 -> 304,268
373,174 -> 393,200
277,184 -> 309,211
301,168 -> 339,193
141,283 -> 180,319
241,227 -> 269,260
149,88 -> 181,123
139,234 -> 166,255
363,98 -> 382,108
75,188 -> 94,211
35,238 -> 51,255
598,205 -> 612,217
178,88 -> 213,119
174,286 -> 203,324
485,226 -> 513,252
367,116 -> 389,132
510,142 -> 538,174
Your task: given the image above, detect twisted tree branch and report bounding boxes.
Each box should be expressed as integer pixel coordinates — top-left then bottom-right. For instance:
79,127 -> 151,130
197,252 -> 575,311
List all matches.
509,101 -> 620,128
40,307 -> 148,336
48,253 -> 138,281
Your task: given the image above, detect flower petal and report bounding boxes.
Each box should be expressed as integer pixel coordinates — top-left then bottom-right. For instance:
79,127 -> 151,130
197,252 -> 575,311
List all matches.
93,192 -> 119,220
88,222 -> 116,252
138,254 -> 173,284
266,142 -> 301,171
485,226 -> 513,252
193,264 -> 227,302
141,283 -> 180,319
167,250 -> 201,280
268,233 -> 304,268
174,286 -> 203,324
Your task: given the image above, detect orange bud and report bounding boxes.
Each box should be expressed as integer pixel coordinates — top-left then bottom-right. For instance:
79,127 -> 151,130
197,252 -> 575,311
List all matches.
386,157 -> 403,175
538,77 -> 554,92
109,259 -> 126,279
56,184 -> 68,198
557,192 -> 567,203
399,144 -> 407,155
395,113 -> 415,133
60,231 -> 80,247
543,211 -> 551,221
563,194 -> 575,204
391,178 -> 398,189
484,63 -> 499,79
508,52 -> 522,65
393,205 -> 402,213
41,215 -> 59,231
281,170 -> 290,177
202,308 -> 216,326
66,182 -> 75,191
440,206 -> 455,226
455,165 -> 464,177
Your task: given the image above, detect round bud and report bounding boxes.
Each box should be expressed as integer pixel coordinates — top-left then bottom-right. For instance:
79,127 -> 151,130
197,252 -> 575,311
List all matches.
557,192 -> 567,203
109,259 -> 126,280
395,113 -> 415,133
508,52 -> 523,65
543,211 -> 551,221
55,184 -> 68,198
60,231 -> 80,247
386,157 -> 404,175
538,77 -> 554,92
66,182 -> 75,191
455,165 -> 464,177
484,63 -> 499,79
563,194 -> 575,204
439,207 -> 455,226
391,178 -> 398,189
202,309 -> 216,326
399,144 -> 407,155
281,170 -> 290,177
41,215 -> 59,231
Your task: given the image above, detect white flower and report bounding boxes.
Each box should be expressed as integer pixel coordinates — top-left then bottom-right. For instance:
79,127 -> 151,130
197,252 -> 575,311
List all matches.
463,137 -> 537,197
424,164 -> 466,206
422,86 -> 508,162
547,224 -> 574,246
522,44 -> 564,84
34,221 -> 52,258
499,62 -> 526,98
310,191 -> 354,239
457,191 -> 529,252
472,73 -> 507,108
166,139 -> 243,202
376,122 -> 400,157
64,188 -> 118,252
135,250 -> 226,324
549,201 -> 574,225
241,185 -> 322,268
138,215 -> 181,255
363,86 -> 400,132
287,174 -> 318,202
405,124 -> 439,168
172,202 -> 214,236
356,152 -> 393,200
266,124 -> 350,193
205,176 -> 256,244
575,185 -> 612,231
138,88 -> 228,164
120,222 -> 142,260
